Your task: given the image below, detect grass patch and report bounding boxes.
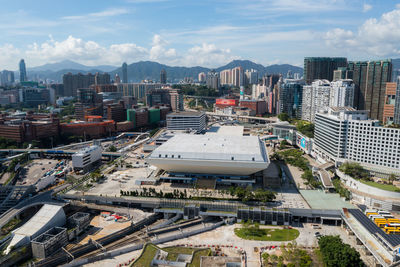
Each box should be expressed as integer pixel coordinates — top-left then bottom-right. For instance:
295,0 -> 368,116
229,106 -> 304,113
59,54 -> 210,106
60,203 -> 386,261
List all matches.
234,227 -> 299,241
133,244 -> 210,267
359,180 -> 400,192
132,243 -> 158,267
190,249 -> 211,267
164,246 -> 194,261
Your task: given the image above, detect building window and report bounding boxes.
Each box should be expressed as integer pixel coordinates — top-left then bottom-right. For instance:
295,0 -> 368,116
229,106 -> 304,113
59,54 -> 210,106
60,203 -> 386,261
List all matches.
252,157 -> 255,161
165,155 -> 168,158
178,155 -> 181,158
172,155 -> 174,158
159,154 -> 161,158
231,157 -> 234,160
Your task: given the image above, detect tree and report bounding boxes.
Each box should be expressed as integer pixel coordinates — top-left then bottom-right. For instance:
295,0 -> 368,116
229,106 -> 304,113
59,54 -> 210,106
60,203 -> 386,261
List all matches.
280,139 -> 289,149
108,145 -> 117,152
262,253 -> 270,265
339,162 -> 369,181
278,113 -> 290,122
389,173 -> 397,185
318,235 -> 363,267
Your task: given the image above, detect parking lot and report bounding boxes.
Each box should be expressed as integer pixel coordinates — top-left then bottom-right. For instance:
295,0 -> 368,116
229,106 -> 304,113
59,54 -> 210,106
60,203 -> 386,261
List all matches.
17,159 -> 59,186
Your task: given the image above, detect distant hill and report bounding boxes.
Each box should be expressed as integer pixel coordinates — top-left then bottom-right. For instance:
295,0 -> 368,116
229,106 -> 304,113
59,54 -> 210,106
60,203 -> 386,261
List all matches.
20,59 -> 303,83
28,60 -> 116,72
110,61 -> 209,83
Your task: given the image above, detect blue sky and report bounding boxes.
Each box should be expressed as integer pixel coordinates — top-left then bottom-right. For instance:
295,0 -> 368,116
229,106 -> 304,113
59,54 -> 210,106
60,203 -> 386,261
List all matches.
1,0 -> 400,70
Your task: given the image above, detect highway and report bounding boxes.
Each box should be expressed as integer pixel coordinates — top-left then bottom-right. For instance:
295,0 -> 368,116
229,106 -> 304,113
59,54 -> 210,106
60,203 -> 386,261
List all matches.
0,148 -> 122,157
206,111 -> 277,123
0,190 -> 65,228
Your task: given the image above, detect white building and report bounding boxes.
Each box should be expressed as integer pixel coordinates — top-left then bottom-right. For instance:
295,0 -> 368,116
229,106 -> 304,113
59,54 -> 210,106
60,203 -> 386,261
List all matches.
198,72 -> 206,83
314,107 -> 400,178
245,69 -> 258,85
330,79 -> 355,108
146,134 -> 269,178
302,80 -> 331,122
72,145 -> 102,172
166,111 -> 206,132
5,204 -> 66,254
251,84 -> 267,99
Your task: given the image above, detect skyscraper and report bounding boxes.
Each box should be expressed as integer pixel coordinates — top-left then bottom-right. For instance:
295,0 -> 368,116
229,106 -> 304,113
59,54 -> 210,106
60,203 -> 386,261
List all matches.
232,66 -> 243,87
19,59 -> 27,82
122,62 -> 128,83
348,60 -> 392,120
394,77 -> 400,125
333,67 -> 353,81
302,80 -> 332,122
198,72 -> 206,83
330,80 -> 355,108
278,79 -> 304,119
382,82 -> 397,124
303,57 -> 347,84
206,70 -> 219,91
160,69 -> 167,84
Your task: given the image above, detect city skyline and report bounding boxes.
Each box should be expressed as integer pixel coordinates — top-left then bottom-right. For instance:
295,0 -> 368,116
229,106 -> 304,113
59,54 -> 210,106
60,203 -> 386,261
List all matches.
0,0 -> 400,70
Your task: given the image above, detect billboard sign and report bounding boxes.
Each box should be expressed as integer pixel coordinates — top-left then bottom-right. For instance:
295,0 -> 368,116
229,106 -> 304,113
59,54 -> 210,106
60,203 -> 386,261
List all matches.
216,99 -> 238,106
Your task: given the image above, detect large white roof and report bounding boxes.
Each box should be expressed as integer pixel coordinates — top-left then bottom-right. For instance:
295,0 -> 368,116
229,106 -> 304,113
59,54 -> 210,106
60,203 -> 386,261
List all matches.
206,126 -> 244,136
148,134 -> 268,163
14,204 -> 65,237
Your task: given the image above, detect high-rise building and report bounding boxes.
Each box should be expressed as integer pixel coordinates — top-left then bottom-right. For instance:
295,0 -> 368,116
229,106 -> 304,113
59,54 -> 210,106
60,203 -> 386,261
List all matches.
198,72 -> 206,83
0,70 -> 15,86
160,69 -> 167,84
302,80 -> 331,122
95,72 -> 110,85
393,77 -> 400,125
245,69 -> 258,85
117,83 -> 162,102
75,88 -> 103,120
330,80 -> 355,108
262,74 -> 280,88
382,82 -> 397,125
348,60 -> 392,120
278,79 -> 304,119
115,74 -> 121,84
19,59 -> 27,82
303,57 -> 347,84
251,84 -> 267,99
206,70 -> 219,91
219,69 -> 232,86
122,62 -> 128,83
63,72 -> 110,97
333,67 -> 353,81
314,107 -> 400,177
232,66 -> 244,87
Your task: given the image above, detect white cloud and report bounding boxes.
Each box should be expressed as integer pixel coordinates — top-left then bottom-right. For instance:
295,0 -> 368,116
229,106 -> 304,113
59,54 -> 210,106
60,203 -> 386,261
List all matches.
25,36 -> 148,66
325,7 -> 400,57
0,35 -> 238,69
62,8 -> 130,20
363,3 -> 372,12
183,43 -> 238,67
149,34 -> 177,60
0,44 -> 21,70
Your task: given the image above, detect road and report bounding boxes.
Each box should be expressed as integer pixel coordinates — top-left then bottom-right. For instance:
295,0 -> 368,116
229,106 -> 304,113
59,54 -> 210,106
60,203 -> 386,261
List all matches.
0,190 -> 65,228
0,148 -> 122,157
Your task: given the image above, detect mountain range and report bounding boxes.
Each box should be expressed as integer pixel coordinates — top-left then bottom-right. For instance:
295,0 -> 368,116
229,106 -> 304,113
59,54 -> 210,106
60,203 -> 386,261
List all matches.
22,59 -> 303,83
18,58 -> 400,83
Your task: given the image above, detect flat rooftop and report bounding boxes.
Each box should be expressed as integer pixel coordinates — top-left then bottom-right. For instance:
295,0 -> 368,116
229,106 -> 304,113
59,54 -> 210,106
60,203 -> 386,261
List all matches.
300,190 -> 355,210
206,126 -> 244,136
167,111 -> 204,117
148,134 -> 268,163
